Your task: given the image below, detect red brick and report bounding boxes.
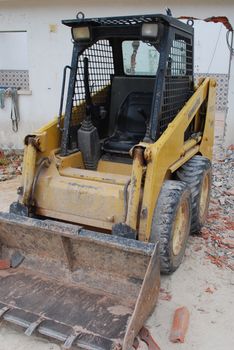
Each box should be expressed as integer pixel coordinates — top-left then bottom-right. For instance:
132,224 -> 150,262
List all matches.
169,307 -> 190,343
0,259 -> 11,270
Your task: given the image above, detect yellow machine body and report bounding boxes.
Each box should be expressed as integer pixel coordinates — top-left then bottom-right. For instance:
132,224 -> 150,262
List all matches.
0,12 -> 216,350
20,77 -> 216,240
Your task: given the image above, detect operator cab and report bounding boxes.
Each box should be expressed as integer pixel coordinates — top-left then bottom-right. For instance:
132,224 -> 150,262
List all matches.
60,14 -> 194,169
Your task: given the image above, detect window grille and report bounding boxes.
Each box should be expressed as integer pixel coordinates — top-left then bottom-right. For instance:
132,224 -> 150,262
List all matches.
87,15 -> 159,26
73,40 -> 114,108
0,70 -> 29,90
158,34 -> 193,136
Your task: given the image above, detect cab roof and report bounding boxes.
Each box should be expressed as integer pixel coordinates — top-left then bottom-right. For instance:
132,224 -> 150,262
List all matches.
62,13 -> 194,35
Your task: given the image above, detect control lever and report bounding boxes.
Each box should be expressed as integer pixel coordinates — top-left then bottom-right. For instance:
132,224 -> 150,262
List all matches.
77,57 -> 101,170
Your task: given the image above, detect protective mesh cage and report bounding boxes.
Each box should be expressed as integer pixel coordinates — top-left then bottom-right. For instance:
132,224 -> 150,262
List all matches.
73,40 -> 114,108
90,15 -> 158,26
158,34 -> 193,136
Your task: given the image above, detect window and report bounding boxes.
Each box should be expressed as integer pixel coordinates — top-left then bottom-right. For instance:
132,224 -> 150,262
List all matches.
158,34 -> 193,137
73,39 -> 114,108
0,31 -> 29,90
169,39 -> 187,76
122,40 -> 159,76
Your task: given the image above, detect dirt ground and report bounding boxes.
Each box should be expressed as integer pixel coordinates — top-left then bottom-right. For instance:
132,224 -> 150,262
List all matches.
0,113 -> 233,350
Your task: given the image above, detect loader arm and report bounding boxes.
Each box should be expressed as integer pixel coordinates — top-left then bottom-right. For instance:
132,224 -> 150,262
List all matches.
137,77 -> 216,241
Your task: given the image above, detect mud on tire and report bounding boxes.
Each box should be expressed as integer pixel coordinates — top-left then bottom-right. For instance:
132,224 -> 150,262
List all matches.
150,180 -> 192,274
176,155 -> 212,233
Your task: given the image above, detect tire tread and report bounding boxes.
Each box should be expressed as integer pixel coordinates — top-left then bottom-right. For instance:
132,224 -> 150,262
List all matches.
151,180 -> 191,274
176,155 -> 212,233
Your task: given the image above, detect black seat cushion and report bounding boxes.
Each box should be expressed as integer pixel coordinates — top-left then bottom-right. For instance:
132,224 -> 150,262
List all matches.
103,92 -> 153,154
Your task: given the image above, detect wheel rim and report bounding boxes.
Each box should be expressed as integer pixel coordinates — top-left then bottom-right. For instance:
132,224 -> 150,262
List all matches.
172,200 -> 189,256
199,173 -> 210,222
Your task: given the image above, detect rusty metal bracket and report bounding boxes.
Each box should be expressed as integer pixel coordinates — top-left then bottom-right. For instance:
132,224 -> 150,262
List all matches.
138,327 -> 161,350
24,135 -> 41,150
0,306 -> 11,318
25,317 -> 45,336
30,157 -> 51,206
63,332 -> 79,349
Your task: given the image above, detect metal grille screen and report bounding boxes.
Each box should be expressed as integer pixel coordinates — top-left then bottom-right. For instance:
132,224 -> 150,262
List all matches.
158,34 -> 193,136
0,70 -> 29,90
73,40 -> 114,107
91,15 -> 160,26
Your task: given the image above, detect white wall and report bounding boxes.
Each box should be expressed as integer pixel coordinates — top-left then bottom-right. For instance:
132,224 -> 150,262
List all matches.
0,1 -> 75,148
0,31 -> 29,70
193,21 -> 229,74
0,0 -> 233,148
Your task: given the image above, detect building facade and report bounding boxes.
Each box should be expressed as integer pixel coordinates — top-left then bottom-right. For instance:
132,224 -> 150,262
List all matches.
0,0 -> 233,148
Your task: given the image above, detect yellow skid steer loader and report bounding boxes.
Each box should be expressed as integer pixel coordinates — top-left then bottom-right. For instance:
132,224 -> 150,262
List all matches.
0,13 -> 216,350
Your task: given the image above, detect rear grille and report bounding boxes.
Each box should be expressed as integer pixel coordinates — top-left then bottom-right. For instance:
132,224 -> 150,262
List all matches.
158,34 -> 193,136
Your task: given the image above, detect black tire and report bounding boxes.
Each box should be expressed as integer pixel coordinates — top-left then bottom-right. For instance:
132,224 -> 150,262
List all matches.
150,180 -> 192,274
176,155 -> 212,233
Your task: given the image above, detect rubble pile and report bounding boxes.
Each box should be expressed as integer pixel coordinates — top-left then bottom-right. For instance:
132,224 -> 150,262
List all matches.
0,150 -> 23,181
201,140 -> 234,270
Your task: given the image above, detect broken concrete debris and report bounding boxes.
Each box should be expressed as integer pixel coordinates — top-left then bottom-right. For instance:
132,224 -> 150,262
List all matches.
159,288 -> 172,301
0,150 -> 23,181
205,287 -> 215,294
200,142 -> 233,271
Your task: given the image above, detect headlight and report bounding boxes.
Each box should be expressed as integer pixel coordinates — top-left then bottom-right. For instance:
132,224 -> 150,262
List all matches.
72,26 -> 90,41
141,23 -> 159,39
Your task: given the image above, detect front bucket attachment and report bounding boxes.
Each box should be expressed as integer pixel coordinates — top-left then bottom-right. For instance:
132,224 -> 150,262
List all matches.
0,212 -> 160,350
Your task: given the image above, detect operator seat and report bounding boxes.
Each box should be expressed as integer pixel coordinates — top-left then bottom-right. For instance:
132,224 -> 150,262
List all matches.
103,76 -> 154,154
